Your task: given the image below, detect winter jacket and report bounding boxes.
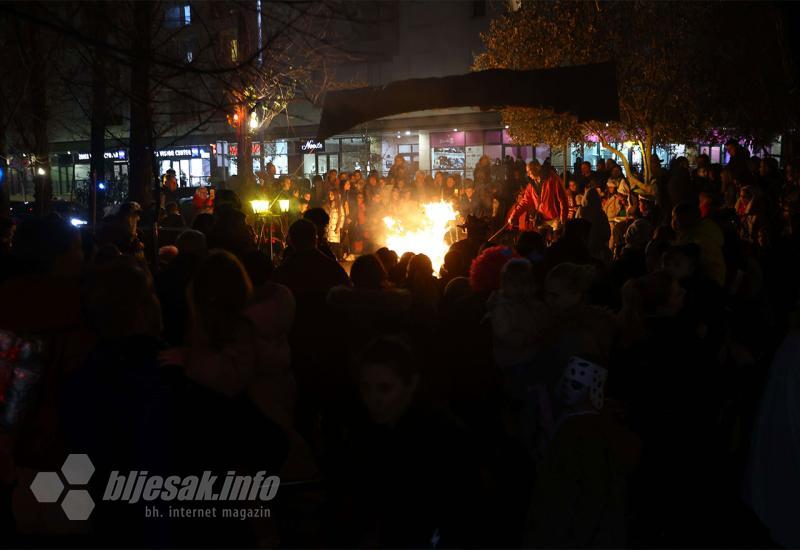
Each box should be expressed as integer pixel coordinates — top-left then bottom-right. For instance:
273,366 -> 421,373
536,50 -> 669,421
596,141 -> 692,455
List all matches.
185,283 -> 296,428
508,173 -> 570,228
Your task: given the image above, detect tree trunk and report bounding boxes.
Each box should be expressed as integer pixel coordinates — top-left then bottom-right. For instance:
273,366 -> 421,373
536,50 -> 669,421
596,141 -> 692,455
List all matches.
89,0 -> 108,229
128,1 -> 154,207
235,7 -> 254,187
601,140 -> 634,182
259,126 -> 266,180
643,127 -> 654,186
0,97 -> 8,219
236,105 -> 253,185
29,22 -> 51,216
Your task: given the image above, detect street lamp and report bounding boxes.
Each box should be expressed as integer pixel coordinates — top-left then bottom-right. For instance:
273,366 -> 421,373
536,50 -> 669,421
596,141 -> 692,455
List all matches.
250,199 -> 270,214
250,197 -> 287,262
36,167 -> 46,176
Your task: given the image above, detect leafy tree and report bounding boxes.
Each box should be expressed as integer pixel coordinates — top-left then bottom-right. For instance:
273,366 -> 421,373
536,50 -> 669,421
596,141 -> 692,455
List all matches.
475,1 -> 797,187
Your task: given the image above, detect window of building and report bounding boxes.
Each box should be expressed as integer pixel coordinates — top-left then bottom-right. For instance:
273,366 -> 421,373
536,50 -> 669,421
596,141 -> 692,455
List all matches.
465,145 -> 483,176
230,39 -> 239,63
260,140 -> 289,174
342,138 -> 370,172
398,143 -> 419,168
430,132 -> 466,177
165,3 -> 191,28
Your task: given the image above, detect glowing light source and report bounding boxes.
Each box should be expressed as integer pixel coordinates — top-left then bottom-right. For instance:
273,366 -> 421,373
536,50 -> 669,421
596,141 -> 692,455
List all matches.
249,112 -> 259,129
278,199 -> 290,213
250,199 -> 270,214
405,130 -> 411,136
381,201 -> 457,273
70,218 -> 87,227
36,167 -> 46,176
453,128 -> 458,132
98,182 -> 106,190
504,125 -> 509,129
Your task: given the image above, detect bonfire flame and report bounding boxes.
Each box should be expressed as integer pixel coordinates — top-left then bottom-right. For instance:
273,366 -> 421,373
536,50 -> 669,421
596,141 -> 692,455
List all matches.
382,201 -> 458,273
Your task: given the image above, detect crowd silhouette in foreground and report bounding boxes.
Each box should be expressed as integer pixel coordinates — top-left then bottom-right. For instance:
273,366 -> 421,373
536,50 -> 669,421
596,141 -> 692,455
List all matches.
2,141 -> 800,548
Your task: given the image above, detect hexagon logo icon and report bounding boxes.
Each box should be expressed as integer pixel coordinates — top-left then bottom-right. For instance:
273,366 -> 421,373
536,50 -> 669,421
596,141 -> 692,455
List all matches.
30,472 -> 65,503
61,454 -> 95,485
61,489 -> 95,521
30,453 -> 96,520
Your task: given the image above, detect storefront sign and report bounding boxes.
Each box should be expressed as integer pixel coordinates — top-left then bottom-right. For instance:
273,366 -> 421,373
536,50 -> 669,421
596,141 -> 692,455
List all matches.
296,139 -> 325,154
76,150 -> 127,162
156,146 -> 210,159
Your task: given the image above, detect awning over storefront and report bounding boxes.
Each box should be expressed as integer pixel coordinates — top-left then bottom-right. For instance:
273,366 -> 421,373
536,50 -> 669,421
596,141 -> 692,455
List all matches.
316,62 -> 619,140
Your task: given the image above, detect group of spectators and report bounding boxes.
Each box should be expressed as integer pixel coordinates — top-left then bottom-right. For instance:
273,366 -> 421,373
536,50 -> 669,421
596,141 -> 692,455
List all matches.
160,154 -> 535,260
1,138 -> 800,548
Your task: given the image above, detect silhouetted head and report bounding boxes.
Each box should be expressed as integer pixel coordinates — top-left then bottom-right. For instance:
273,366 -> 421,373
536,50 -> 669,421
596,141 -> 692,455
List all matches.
288,218 -> 318,251
351,254 -> 388,290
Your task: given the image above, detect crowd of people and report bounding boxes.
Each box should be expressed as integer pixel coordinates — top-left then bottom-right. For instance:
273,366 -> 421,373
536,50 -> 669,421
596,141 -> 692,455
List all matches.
161,154 -> 530,261
1,138 -> 800,548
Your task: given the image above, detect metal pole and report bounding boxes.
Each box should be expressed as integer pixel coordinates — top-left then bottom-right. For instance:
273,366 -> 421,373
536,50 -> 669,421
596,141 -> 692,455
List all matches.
268,217 -> 274,263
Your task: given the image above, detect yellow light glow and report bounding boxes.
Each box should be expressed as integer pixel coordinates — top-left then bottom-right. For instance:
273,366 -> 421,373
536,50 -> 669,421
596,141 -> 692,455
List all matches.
381,201 -> 457,273
249,113 -> 259,129
278,199 -> 290,213
250,199 -> 270,214
36,167 -> 46,176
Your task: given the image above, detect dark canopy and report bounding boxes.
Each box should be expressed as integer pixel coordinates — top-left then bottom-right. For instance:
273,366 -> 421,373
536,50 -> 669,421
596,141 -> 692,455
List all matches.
316,62 -> 619,140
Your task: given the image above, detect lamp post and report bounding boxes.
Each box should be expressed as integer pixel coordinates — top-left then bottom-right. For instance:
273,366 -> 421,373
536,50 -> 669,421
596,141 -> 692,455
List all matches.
251,193 -> 290,263
250,198 -> 270,258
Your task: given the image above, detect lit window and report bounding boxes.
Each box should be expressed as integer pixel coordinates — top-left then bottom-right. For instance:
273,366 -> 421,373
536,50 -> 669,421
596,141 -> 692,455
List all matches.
165,3 -> 191,28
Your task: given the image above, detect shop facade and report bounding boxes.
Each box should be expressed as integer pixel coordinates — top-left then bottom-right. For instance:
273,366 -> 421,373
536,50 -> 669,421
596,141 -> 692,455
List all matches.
156,145 -> 212,186
38,126 -> 785,204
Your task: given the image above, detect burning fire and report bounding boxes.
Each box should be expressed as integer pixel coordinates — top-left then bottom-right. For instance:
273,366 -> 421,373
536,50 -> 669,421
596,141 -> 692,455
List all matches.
382,201 -> 458,273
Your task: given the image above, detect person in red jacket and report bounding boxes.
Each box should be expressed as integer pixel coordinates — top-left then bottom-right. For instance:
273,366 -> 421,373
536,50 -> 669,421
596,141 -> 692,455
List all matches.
507,160 -> 569,231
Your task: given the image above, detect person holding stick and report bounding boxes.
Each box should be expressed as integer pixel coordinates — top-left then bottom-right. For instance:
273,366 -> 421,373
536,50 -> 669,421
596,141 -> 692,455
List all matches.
506,160 -> 570,235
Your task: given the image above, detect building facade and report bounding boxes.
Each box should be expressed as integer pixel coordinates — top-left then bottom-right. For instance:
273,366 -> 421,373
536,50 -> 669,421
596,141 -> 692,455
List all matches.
4,0 -> 786,202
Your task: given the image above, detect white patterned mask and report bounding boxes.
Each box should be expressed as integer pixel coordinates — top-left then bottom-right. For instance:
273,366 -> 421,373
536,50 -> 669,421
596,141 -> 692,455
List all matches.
560,356 -> 608,410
